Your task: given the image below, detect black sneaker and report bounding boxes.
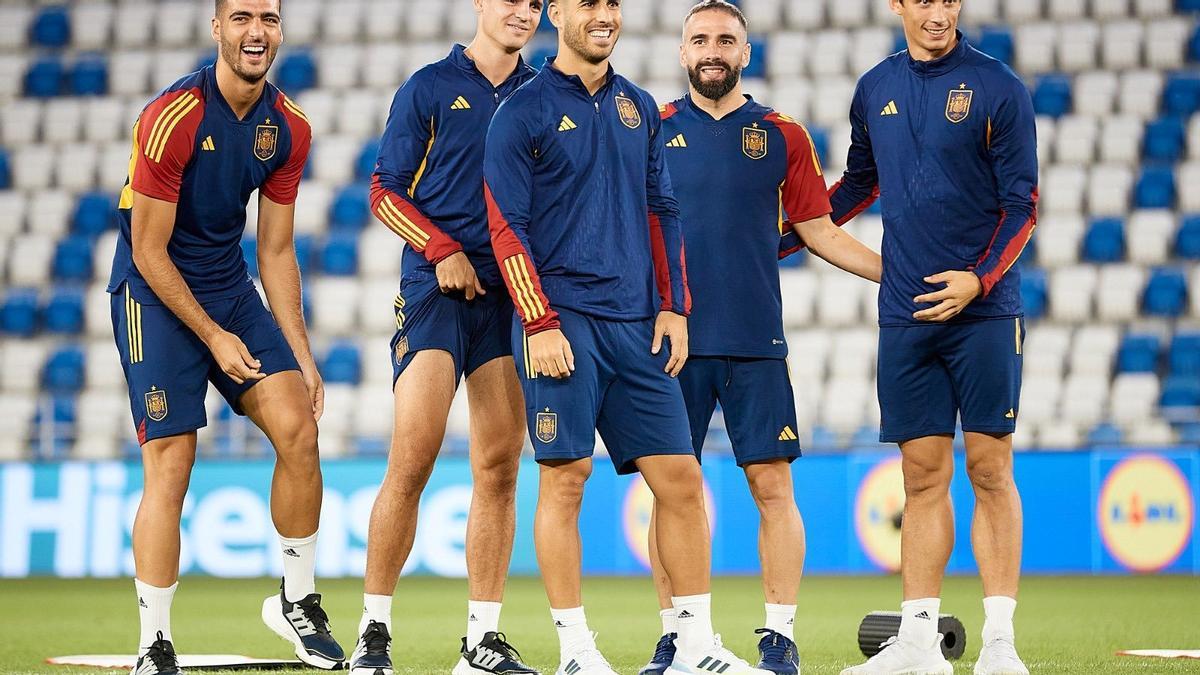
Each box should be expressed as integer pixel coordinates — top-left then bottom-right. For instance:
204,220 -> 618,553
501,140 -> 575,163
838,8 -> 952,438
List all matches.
350,621 -> 392,675
453,631 -> 540,674
130,631 -> 182,675
754,628 -> 799,675
261,579 -> 346,669
636,633 -> 677,675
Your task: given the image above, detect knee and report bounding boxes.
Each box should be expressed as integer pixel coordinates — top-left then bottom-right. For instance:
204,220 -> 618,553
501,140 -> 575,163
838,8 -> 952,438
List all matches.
747,465 -> 795,511
541,461 -> 590,505
272,413 -> 319,460
142,445 -> 194,504
903,456 -> 952,499
967,455 -> 1013,495
649,460 -> 705,507
472,452 -> 521,499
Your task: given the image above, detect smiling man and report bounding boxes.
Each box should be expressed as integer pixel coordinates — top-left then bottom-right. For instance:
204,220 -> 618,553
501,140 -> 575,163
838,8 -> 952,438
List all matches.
483,1 -> 767,674
108,0 -> 343,673
352,2 -> 543,675
832,1 -> 1038,674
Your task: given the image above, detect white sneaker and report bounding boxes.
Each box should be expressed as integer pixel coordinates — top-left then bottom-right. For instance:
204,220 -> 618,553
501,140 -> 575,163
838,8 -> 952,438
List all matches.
667,634 -> 772,674
840,635 -> 954,675
555,634 -> 619,675
973,637 -> 1028,675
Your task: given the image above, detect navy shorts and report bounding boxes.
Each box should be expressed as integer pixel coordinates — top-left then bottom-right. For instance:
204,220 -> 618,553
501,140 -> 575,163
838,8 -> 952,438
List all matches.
877,316 -> 1025,444
110,284 -> 300,444
390,275 -> 514,384
679,356 -> 802,465
513,307 -> 694,475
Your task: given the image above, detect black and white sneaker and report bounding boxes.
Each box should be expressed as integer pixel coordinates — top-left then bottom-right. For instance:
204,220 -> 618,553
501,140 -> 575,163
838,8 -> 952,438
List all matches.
261,579 -> 346,669
130,631 -> 182,675
452,632 -> 540,674
350,621 -> 392,675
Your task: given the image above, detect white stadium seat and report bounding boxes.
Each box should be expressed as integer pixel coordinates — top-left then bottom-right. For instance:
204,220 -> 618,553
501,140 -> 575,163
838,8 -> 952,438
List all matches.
1005,0 -> 1045,22
1070,324 -> 1121,376
27,190 -> 73,238
1145,17 -> 1191,70
1042,165 -> 1087,215
13,146 -> 55,191
405,1 -> 447,40
281,0 -> 322,45
784,0 -> 824,30
1096,264 -> 1147,321
1057,21 -> 1100,73
1117,70 -> 1163,119
1126,419 -> 1176,446
8,234 -> 54,287
109,51 -> 153,97
358,277 -> 400,336
1060,373 -> 1110,425
1126,210 -> 1176,265
358,225 -> 404,279
83,97 -> 129,144
0,6 -> 32,50
317,44 -> 364,91
829,0 -> 869,29
0,191 -> 29,237
292,181 -> 332,235
1020,374 -> 1063,424
1101,20 -> 1144,70
1177,163 -> 1200,213
150,50 -> 201,93
2,99 -> 43,146
336,89 -> 382,139
72,2 -> 114,50
114,4 -> 156,49
57,145 -> 100,192
1054,115 -> 1097,164
1093,0 -> 1132,20
323,0 -> 365,43
85,281 -> 114,338
1087,165 -> 1134,217
363,44 -> 407,90
1035,214 -> 1085,268
365,0 -> 404,42
1049,265 -> 1098,323
310,277 -> 360,336
1099,115 -> 1143,164
154,2 -> 199,48
85,340 -> 124,391
780,269 -> 817,327
0,54 -> 27,99
1110,373 -> 1161,425
811,30 -> 851,77
1,340 -> 49,393
1016,23 -> 1058,74
1073,70 -> 1118,118
310,136 -> 360,187
1049,0 -> 1089,20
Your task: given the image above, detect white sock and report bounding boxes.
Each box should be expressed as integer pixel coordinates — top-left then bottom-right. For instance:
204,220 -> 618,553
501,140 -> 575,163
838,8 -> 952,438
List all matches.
467,600 -> 502,650
550,607 -> 593,657
279,532 -> 317,601
764,603 -> 797,641
982,596 -> 1017,642
135,579 -> 177,655
673,593 -> 715,654
660,607 -> 678,635
360,593 -> 393,635
898,598 -> 940,649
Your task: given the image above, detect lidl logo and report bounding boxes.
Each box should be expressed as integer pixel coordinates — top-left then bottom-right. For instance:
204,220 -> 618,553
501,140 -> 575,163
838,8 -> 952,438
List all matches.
622,473 -> 715,569
854,456 -> 905,572
1098,455 -> 1194,572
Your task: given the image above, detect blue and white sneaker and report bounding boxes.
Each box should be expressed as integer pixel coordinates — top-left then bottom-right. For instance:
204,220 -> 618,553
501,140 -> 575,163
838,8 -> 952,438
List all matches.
638,633 -> 678,675
754,629 -> 800,675
452,632 -> 539,674
261,579 -> 346,670
350,621 -> 392,675
667,634 -> 772,675
130,632 -> 182,675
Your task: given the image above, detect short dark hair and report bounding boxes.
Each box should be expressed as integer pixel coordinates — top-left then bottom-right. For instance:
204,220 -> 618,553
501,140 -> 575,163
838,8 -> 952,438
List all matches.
216,0 -> 282,15
684,0 -> 748,33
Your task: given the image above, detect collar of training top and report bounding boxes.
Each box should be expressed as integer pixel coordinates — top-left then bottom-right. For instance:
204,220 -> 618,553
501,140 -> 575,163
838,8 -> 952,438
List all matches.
541,56 -> 617,96
448,43 -> 530,84
905,30 -> 970,78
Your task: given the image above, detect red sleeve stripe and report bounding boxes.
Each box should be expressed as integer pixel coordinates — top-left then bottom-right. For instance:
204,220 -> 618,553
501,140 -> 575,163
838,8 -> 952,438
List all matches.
659,102 -> 679,120
145,92 -> 200,163
281,95 -> 309,124
503,254 -> 546,321
377,195 -> 432,249
828,179 -> 880,226
980,214 -> 1037,295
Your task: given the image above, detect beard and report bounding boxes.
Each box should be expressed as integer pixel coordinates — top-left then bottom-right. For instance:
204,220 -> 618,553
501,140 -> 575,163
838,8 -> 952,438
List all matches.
219,38 -> 278,84
688,60 -> 741,101
561,24 -> 617,65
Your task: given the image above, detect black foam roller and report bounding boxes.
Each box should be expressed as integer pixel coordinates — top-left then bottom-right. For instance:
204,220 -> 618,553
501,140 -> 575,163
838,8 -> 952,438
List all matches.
857,611 -> 966,661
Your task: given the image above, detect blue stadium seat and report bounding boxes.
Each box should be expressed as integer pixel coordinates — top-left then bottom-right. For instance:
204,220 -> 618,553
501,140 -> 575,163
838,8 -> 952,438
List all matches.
1168,332 -> 1200,377
807,125 -> 829,167
30,5 -> 70,48
355,139 -> 380,181
1087,423 -> 1123,446
1183,0 -> 1200,11
1142,267 -> 1188,317
743,36 -> 767,79
1178,423 -> 1200,444
322,341 -> 362,384
196,50 -> 218,72
1117,333 -> 1160,373
1162,73 -> 1200,117
779,249 -> 808,269
0,289 -> 40,336
810,425 -> 838,450
1191,23 -> 1200,62
850,426 -> 882,448
53,236 -> 93,281
1175,214 -> 1200,259
1134,166 -> 1176,209
329,184 -> 370,231
891,30 -> 907,55
978,26 -> 1015,66
1032,75 -> 1072,118
73,191 -> 117,236
1082,217 -> 1125,262
241,238 -> 259,278
24,57 -> 65,98
320,233 -> 359,275
1020,267 -> 1047,319
43,346 -> 84,393
276,51 -> 316,93
70,55 -> 108,96
294,235 -> 314,276
528,45 -> 556,67
1160,376 -> 1200,410
1143,117 -> 1186,162
43,287 -> 84,335
0,147 -> 10,190
31,395 -> 77,457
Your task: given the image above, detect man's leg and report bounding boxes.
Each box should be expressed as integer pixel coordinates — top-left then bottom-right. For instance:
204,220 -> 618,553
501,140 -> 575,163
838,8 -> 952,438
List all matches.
744,459 -> 805,631
647,506 -> 677,624
462,356 -> 526,646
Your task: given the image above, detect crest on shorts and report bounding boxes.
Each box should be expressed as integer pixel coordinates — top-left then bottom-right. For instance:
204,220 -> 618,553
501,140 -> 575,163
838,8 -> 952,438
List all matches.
742,125 -> 767,160
615,95 -> 642,129
145,387 -> 168,422
394,336 -> 409,365
254,123 -> 278,161
535,408 -> 558,444
945,88 -> 973,124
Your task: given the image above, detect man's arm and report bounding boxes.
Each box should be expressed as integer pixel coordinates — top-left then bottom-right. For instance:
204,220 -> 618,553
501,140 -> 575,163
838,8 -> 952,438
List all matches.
645,96 -> 689,376
792,215 -> 882,283
827,81 -> 881,226
484,101 -> 572,378
372,75 -> 483,298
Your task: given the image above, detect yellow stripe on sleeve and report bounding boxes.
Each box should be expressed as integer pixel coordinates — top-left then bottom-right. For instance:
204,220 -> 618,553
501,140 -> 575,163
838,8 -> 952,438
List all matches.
150,96 -> 200,163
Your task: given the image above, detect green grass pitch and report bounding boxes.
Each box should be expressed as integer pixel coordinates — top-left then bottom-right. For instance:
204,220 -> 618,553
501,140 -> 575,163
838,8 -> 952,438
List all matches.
4,575 -> 1199,674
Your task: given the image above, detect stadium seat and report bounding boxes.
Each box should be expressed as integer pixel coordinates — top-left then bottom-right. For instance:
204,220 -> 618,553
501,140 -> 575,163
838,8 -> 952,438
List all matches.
1112,372 -> 1163,425
73,192 -> 117,237
320,233 -> 359,276
329,184 -> 370,233
1074,71 -> 1118,118
1057,21 -> 1100,73
108,50 -> 151,96
241,238 -> 259,278
0,289 -> 40,337
71,2 -> 112,50
1126,209 -> 1175,264
1143,116 -> 1186,161
1100,115 -> 1143,163
1017,23 -> 1058,75
14,145 -> 55,191
154,2 -> 197,47
310,277 -> 359,335
1096,264 -> 1146,321
1087,422 -> 1123,446
1160,375 -> 1200,414
84,339 -> 123,391
56,145 -> 99,192
277,50 -> 317,94
71,54 -> 108,96
1117,333 -> 1161,373
1034,75 -> 1073,117
1176,214 -> 1200,258
1082,217 -> 1125,262
9,234 -> 54,287
358,224 -> 404,279
1168,332 -> 1200,377
1049,265 -> 1098,322
358,278 -> 399,335
1191,22 -> 1200,62
24,56 -> 65,98
41,344 -> 85,395
1119,70 -> 1164,119
1020,267 -> 1048,319
1060,373 -> 1110,426
293,182 -> 333,235
977,26 -> 1015,65
322,341 -> 362,385
1054,115 -> 1097,163
30,5 -> 70,48
1127,419 -> 1177,445
1142,267 -> 1188,317
355,139 -> 380,182
1146,17 -> 1192,70
0,192 -> 25,237
0,150 -> 9,192
1134,165 -> 1176,209
1043,165 -> 1087,214
53,236 -> 94,282
2,99 -> 41,146
43,288 -> 84,335
1163,73 -> 1200,118
1102,20 -> 1143,70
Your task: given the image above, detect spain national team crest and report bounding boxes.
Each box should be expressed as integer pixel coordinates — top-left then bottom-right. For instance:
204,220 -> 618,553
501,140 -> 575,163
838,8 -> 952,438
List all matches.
615,95 -> 641,129
145,387 -> 168,422
394,336 -> 409,365
945,88 -> 974,124
535,408 -> 558,444
254,123 -> 278,161
743,126 -> 767,160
